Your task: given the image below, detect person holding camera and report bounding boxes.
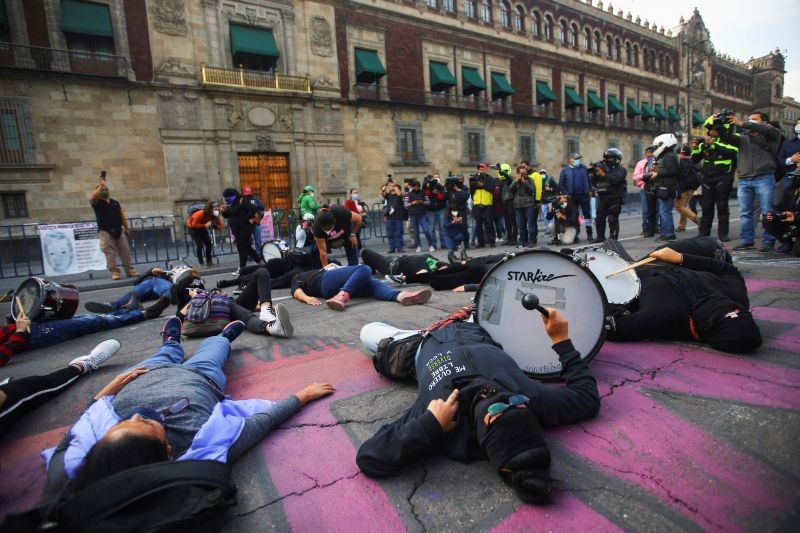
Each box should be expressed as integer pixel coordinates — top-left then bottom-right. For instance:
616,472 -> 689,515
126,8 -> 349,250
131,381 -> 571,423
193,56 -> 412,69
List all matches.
546,194 -> 580,245
778,118 -> 800,177
383,182 -> 407,253
220,187 -> 262,272
497,163 -> 518,246
90,172 -> 138,280
644,134 -> 680,242
718,111 -> 781,251
242,186 -> 265,251
762,168 -> 800,255
404,179 -> 436,253
537,170 -> 558,235
558,154 -> 593,242
507,164 -> 538,247
471,163 -> 498,248
424,175 -> 448,249
692,117 -> 738,241
443,175 -> 470,254
590,148 -> 627,243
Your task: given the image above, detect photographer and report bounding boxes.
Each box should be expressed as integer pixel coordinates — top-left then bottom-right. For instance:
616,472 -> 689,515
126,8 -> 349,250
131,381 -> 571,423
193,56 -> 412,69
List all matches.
383,182 -> 407,253
424,174 -> 448,249
508,164 -> 538,247
90,171 -> 138,280
692,116 -> 738,241
719,111 -> 781,251
762,169 -> 800,255
590,148 -> 627,242
546,194 -> 579,245
645,134 -> 680,242
443,175 -> 470,253
538,170 -> 559,235
404,179 -> 435,252
496,163 -> 518,246
470,163 -> 498,247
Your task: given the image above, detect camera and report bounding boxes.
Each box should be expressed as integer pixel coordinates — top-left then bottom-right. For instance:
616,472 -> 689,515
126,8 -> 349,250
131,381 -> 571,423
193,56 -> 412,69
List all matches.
587,161 -> 608,178
764,211 -> 790,222
444,175 -> 460,190
709,108 -> 734,130
100,170 -> 107,179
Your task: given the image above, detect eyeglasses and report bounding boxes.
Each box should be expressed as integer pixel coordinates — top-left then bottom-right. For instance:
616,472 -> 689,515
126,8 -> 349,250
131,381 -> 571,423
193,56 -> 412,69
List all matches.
487,394 -> 530,417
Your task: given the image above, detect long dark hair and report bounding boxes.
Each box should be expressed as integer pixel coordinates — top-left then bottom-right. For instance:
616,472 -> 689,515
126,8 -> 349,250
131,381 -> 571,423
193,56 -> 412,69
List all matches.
70,435 -> 170,492
202,201 -> 215,219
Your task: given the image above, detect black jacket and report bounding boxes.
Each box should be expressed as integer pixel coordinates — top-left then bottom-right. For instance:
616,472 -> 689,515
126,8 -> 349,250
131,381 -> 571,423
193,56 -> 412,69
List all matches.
222,197 -> 258,237
719,122 -> 780,178
594,166 -> 627,199
356,322 -> 599,477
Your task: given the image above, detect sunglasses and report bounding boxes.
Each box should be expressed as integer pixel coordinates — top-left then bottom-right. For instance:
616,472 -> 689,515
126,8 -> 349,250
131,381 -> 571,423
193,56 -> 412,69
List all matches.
487,394 -> 530,417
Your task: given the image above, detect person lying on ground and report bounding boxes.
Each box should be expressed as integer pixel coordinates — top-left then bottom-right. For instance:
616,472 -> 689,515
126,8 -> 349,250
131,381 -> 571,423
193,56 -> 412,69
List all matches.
84,267 -> 204,314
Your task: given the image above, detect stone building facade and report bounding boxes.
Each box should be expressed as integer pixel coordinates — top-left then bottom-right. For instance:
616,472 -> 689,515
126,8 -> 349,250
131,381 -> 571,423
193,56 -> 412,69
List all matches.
0,0 -> 789,223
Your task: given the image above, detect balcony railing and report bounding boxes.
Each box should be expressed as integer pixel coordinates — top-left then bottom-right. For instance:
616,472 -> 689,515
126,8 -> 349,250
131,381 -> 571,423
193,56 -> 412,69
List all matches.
201,64 -> 310,93
0,41 -> 128,78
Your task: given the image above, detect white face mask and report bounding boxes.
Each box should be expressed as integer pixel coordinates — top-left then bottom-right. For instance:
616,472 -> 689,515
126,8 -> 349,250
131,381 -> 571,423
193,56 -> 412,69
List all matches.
560,202 -> 568,209
795,124 -> 800,135
212,209 -> 219,217
451,210 -> 459,217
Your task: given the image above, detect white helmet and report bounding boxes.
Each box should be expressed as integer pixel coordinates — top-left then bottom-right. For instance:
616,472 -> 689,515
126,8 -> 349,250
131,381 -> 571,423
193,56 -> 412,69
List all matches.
302,212 -> 315,221
652,133 -> 677,159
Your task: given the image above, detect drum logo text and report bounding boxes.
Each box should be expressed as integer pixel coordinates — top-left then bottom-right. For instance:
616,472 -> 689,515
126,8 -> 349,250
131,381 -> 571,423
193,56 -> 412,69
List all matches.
507,270 -> 575,283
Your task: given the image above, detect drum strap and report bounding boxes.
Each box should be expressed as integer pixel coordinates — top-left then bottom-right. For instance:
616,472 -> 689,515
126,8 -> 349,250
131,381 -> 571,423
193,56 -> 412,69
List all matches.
688,317 -> 701,341
421,305 -> 475,336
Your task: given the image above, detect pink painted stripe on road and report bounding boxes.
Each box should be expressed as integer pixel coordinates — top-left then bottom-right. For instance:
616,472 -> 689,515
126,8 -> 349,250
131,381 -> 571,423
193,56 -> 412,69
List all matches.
745,278 -> 800,293
491,493 -> 622,533
752,306 -> 800,353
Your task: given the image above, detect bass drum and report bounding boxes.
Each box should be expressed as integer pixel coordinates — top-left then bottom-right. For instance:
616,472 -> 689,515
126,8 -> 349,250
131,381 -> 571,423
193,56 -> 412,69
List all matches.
474,250 -> 607,379
572,245 -> 641,306
11,277 -> 80,322
261,240 -> 288,261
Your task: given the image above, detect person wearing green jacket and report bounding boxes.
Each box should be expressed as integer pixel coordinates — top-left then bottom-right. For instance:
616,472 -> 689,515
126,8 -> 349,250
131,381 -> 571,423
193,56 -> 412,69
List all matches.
297,185 -> 320,217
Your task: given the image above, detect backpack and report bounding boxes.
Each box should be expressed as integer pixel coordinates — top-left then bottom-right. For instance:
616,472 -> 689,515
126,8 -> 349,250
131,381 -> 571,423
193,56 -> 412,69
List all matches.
373,334 -> 423,382
183,289 -> 232,337
0,460 -> 237,533
187,203 -> 205,216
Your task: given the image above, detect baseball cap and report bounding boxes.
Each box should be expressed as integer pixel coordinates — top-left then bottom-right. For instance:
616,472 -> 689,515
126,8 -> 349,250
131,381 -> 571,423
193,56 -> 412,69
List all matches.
569,153 -> 581,159
242,186 -> 253,195
477,163 -> 488,169
304,185 -> 316,192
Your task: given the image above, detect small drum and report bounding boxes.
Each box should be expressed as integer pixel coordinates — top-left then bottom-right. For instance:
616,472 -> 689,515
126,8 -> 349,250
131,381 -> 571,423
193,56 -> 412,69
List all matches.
168,266 -> 195,285
572,245 -> 641,306
261,240 -> 288,261
474,250 -> 607,379
11,277 -> 79,322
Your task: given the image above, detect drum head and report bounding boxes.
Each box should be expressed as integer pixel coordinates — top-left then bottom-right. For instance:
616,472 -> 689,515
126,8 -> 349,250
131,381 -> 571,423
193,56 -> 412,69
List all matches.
474,250 -> 607,379
11,277 -> 46,321
577,248 -> 641,306
261,241 -> 284,261
169,266 -> 194,285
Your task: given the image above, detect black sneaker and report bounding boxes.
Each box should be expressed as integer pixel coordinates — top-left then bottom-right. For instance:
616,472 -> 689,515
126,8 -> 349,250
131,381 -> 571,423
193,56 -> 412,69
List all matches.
161,316 -> 182,344
85,302 -> 116,314
121,291 -> 142,311
220,320 -> 246,343
144,295 -> 172,319
548,239 -> 562,245
733,242 -> 755,251
655,235 -> 677,242
447,249 -> 458,265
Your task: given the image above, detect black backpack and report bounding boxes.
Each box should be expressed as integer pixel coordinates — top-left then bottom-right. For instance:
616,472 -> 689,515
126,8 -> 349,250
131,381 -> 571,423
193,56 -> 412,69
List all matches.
1,460 -> 237,533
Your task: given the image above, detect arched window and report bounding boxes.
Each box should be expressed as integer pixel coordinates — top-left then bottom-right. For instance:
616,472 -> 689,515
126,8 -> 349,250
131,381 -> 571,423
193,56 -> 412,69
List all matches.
531,11 -> 541,37
775,83 -> 782,99
569,23 -> 578,47
665,55 -> 672,76
614,38 -> 621,61
500,1 -> 511,28
582,27 -> 591,51
605,35 -> 613,58
649,49 -> 656,72
466,0 -> 477,18
559,20 -> 568,45
625,42 -> 632,64
544,15 -> 553,41
593,31 -> 601,54
657,53 -> 664,74
514,6 -> 524,32
633,44 -> 639,67
480,0 -> 492,22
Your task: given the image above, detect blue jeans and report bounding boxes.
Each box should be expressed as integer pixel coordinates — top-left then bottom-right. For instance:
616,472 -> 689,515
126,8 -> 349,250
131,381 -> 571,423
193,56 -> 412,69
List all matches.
738,174 -> 775,245
443,222 -> 466,250
515,206 -> 538,245
310,241 -> 359,268
28,310 -> 146,351
639,188 -> 649,230
320,264 -> 400,301
136,336 -> 230,391
386,219 -> 404,251
252,224 -> 263,251
113,277 -> 172,308
409,214 -> 434,248
426,209 -> 447,248
658,197 -> 675,237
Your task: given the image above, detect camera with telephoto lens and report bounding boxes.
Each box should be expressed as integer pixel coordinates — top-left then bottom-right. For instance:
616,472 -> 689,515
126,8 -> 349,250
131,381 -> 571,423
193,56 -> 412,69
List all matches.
710,108 -> 735,130
587,161 -> 608,178
445,175 -> 461,190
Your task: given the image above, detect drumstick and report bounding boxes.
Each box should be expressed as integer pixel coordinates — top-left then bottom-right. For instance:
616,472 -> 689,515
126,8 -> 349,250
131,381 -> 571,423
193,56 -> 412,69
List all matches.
14,296 -> 27,318
605,256 -> 657,278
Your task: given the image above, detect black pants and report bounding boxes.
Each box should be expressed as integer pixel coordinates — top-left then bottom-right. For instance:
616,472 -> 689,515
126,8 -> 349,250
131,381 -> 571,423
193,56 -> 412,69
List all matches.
234,231 -> 261,268
0,366 -> 81,437
595,196 -> 623,240
472,205 -> 495,245
503,202 -> 517,243
699,175 -> 733,238
763,219 -> 800,255
645,191 -> 658,235
189,227 -> 213,265
236,268 -> 272,310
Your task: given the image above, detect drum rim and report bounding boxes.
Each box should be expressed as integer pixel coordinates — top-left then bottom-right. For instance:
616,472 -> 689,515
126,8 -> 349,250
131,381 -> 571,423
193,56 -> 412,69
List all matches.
11,277 -> 47,320
579,249 -> 641,305
473,249 -> 608,380
261,241 -> 286,259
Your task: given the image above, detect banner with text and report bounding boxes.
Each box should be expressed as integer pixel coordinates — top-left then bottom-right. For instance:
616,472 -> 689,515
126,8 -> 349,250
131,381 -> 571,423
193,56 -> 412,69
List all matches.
38,223 -> 106,276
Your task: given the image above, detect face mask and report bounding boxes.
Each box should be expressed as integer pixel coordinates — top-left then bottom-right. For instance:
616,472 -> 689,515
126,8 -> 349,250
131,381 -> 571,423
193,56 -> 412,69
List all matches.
560,202 -> 568,209
212,209 -> 220,217
351,193 -> 359,200
451,210 -> 459,217
795,125 -> 800,135
324,227 -> 334,236
224,195 -> 237,205
99,190 -> 110,199
573,159 -> 581,166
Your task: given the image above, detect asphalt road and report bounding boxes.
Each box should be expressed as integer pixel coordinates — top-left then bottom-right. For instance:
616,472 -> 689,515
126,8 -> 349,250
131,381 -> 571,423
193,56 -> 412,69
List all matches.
1,208 -> 798,532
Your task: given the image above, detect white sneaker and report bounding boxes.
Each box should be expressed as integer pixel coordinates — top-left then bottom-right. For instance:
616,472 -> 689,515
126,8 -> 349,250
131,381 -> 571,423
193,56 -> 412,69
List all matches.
429,245 -> 436,252
415,246 -> 422,253
266,303 -> 293,338
259,305 -> 278,323
69,339 -> 121,373
231,269 -> 240,277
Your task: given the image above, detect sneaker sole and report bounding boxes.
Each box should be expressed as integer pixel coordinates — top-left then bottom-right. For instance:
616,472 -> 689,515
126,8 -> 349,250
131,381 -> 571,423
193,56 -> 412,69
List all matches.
85,302 -> 116,314
326,299 -> 346,311
399,289 -> 432,306
268,304 -> 293,338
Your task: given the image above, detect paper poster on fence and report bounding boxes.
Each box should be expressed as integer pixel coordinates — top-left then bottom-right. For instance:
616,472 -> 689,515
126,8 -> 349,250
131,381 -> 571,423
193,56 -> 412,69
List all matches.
38,223 -> 107,276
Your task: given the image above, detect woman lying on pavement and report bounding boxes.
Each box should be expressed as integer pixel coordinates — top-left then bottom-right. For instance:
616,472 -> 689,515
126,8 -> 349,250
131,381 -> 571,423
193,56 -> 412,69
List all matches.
290,263 -> 432,311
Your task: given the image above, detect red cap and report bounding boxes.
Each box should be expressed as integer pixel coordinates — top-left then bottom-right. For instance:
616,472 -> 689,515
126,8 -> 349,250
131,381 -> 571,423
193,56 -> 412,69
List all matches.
477,163 -> 488,169
242,186 -> 253,195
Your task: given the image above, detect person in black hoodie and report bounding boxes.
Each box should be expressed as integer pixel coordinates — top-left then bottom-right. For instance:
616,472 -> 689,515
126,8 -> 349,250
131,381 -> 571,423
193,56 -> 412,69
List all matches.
220,187 -> 261,270
606,236 -> 762,354
591,148 -> 627,242
404,179 -> 435,252
762,169 -> 800,255
357,308 -> 600,503
84,266 -> 203,315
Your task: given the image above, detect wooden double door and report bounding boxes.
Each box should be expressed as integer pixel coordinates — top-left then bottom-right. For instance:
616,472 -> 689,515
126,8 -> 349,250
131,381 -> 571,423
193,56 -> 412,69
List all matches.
238,153 -> 292,212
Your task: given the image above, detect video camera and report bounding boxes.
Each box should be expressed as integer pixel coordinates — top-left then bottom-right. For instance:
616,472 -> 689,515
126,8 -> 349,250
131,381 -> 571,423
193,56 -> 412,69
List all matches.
587,160 -> 608,178
444,175 -> 461,190
764,211 -> 791,222
709,108 -> 735,130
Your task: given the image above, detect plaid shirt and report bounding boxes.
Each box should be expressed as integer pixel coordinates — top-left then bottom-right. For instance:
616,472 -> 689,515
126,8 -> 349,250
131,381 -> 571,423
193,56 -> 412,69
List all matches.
0,324 -> 30,366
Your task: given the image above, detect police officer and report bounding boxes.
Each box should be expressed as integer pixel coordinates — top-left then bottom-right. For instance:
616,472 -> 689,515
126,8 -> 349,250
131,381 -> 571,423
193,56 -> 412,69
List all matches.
692,117 -> 738,242
591,148 -> 627,242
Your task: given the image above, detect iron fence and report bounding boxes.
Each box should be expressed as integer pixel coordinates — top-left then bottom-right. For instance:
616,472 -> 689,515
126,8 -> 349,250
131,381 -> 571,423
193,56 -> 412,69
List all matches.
0,41 -> 128,78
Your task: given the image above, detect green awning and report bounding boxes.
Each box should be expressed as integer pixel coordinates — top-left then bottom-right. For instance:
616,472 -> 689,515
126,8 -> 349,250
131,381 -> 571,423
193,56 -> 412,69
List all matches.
626,98 -> 642,117
587,90 -> 605,111
564,86 -> 584,108
640,101 -> 657,119
654,104 -> 667,120
0,0 -> 8,30
462,67 -> 487,95
429,62 -> 457,92
536,81 -> 557,104
230,24 -> 280,59
490,72 -> 515,99
61,0 -> 113,37
692,110 -> 705,127
667,106 -> 682,122
607,95 -> 624,114
353,48 -> 386,83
